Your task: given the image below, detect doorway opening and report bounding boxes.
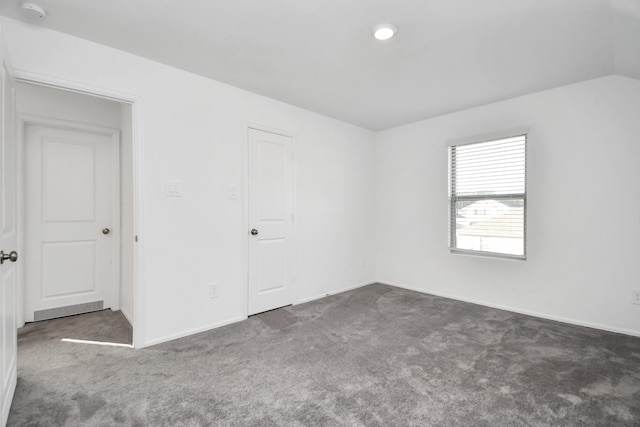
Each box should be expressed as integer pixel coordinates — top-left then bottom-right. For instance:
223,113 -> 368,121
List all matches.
16,82 -> 136,345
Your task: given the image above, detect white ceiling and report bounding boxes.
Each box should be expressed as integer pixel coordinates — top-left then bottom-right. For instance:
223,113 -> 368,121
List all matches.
1,0 -> 639,130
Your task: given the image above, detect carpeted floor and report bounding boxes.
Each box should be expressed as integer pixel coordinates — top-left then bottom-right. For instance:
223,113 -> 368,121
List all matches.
16,308 -> 133,347
8,283 -> 640,426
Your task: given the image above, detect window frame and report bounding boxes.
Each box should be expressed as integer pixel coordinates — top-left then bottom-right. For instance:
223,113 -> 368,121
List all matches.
448,127 -> 528,260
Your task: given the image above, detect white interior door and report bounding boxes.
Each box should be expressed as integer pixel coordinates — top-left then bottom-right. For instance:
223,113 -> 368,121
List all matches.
0,31 -> 18,427
248,128 -> 295,315
24,123 -> 119,322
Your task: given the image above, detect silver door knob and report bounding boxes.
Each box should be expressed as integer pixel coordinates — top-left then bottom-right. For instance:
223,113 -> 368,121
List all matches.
250,229 -> 258,236
102,228 -> 110,235
0,250 -> 18,264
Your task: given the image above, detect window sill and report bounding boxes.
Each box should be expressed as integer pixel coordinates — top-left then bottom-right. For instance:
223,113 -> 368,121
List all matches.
449,248 -> 526,261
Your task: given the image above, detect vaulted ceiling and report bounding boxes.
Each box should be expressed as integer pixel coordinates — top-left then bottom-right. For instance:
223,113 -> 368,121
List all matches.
1,0 -> 638,130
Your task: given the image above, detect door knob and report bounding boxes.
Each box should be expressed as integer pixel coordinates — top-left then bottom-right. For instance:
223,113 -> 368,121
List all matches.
102,228 -> 111,235
250,229 -> 258,236
0,250 -> 18,265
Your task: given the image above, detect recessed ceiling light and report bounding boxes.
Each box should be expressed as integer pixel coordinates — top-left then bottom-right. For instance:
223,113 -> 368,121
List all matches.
21,2 -> 47,21
372,23 -> 398,41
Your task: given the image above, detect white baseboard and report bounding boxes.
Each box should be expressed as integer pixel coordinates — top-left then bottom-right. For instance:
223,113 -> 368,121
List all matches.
295,281 -> 376,305
142,316 -> 247,348
377,280 -> 640,338
119,307 -> 134,327
141,282 -> 375,348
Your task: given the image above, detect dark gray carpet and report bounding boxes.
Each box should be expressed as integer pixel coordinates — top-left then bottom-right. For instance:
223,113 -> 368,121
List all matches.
8,284 -> 640,426
17,309 -> 133,347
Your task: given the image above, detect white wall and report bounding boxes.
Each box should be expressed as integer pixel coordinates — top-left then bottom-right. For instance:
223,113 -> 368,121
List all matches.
612,0 -> 640,80
2,18 -> 376,347
376,75 -> 640,336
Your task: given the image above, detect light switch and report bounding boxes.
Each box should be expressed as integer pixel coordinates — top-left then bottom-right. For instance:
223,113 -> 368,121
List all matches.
228,184 -> 238,199
165,179 -> 183,197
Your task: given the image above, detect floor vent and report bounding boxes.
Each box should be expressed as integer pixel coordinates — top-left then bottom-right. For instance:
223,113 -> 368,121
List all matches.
33,301 -> 104,321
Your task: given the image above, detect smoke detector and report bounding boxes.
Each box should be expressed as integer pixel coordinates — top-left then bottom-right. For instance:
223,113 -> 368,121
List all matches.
21,2 -> 47,21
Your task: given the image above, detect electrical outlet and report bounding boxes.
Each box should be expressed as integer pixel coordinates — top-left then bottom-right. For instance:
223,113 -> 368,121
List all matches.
209,283 -> 219,299
632,289 -> 640,305
361,258 -> 367,268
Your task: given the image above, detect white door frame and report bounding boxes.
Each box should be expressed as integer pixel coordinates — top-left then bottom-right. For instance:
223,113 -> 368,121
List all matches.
13,71 -> 147,348
242,122 -> 297,317
20,115 -> 121,319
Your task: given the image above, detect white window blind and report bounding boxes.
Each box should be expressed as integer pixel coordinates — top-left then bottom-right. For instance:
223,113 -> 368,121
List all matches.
448,132 -> 527,259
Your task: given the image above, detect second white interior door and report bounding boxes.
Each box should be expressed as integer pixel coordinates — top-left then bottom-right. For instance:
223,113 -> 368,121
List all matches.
247,128 -> 295,315
24,123 -> 119,322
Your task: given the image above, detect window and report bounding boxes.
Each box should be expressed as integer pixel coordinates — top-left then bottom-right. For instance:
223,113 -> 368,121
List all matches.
448,129 -> 527,259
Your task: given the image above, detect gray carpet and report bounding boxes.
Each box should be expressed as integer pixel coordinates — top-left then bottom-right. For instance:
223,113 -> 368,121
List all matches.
8,284 -> 640,426
16,308 -> 133,347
